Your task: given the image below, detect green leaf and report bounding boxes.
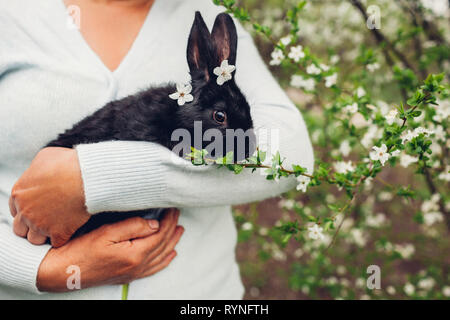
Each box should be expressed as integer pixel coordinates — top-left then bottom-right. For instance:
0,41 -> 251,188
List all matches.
282,233 -> 292,245
397,185 -> 415,198
233,164 -> 244,174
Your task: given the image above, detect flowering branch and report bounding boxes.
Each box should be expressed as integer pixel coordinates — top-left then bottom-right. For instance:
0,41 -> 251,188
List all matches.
211,0 -> 449,250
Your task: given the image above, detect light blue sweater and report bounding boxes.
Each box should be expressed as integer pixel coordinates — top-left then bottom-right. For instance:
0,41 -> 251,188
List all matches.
0,0 -> 314,299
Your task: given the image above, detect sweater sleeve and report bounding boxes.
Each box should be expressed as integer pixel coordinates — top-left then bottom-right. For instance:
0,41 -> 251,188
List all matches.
76,24 -> 314,214
0,221 -> 50,293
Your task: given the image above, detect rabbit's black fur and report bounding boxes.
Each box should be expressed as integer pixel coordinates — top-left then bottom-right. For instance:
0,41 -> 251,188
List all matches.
46,12 -> 255,236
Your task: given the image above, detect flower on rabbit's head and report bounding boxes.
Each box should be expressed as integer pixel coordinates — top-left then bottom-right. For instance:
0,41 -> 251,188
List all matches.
213,59 -> 236,85
169,83 -> 194,106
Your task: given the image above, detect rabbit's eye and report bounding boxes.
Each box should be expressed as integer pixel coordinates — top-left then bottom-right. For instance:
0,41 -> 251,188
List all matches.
213,111 -> 227,124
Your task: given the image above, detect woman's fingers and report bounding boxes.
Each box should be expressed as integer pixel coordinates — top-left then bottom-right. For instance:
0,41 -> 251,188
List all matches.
133,208 -> 180,252
105,216 -> 160,243
140,251 -> 178,278
156,208 -> 180,243
13,213 -> 29,237
8,195 -> 17,217
148,226 -> 184,266
27,228 -> 47,245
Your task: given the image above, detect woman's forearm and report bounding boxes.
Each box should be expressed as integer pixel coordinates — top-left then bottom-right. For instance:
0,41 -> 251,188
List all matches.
76,111 -> 313,213
0,223 -> 51,294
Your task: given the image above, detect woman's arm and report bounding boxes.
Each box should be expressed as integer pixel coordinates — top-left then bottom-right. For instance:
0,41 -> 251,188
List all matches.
0,222 -> 50,293
36,210 -> 182,292
0,209 -> 182,293
76,24 -> 314,213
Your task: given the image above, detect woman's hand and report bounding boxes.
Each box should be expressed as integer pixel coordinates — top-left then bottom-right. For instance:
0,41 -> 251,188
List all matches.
36,208 -> 183,292
9,147 -> 91,247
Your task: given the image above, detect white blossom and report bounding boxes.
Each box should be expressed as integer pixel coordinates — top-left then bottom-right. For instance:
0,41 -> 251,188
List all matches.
349,229 -> 367,247
417,277 -> 435,291
423,211 -> 443,226
258,227 -> 269,236
364,176 -> 373,190
319,63 -> 330,71
355,278 -> 365,288
401,127 -> 434,143
386,286 -> 396,295
378,191 -> 393,201
443,286 -> 450,297
279,35 -> 292,46
296,175 -> 311,192
400,154 -> 418,168
377,101 -> 390,116
290,75 -> 315,91
432,125 -> 446,141
401,130 -> 416,143
404,283 -> 415,296
366,62 -> 380,72
293,248 -> 304,258
415,126 -> 434,136
337,266 -> 347,275
395,243 -> 415,259
306,64 -> 321,75
241,222 -> 253,231
308,224 -> 325,241
339,140 -> 351,157
356,87 -> 366,98
272,248 -> 287,261
361,125 -> 383,148
333,161 -> 355,174
430,142 -> 442,156
390,149 -> 401,157
421,194 -> 440,213
437,165 -> 450,181
288,45 -> 305,62
279,199 -> 296,210
169,83 -> 194,106
269,48 -> 285,66
421,0 -> 449,17
370,144 -> 391,165
343,102 -> 358,114
432,102 -> 450,122
330,55 -> 340,64
385,109 -> 398,125
366,213 -> 387,228
326,276 -> 338,285
324,73 -> 337,87
213,59 -> 236,85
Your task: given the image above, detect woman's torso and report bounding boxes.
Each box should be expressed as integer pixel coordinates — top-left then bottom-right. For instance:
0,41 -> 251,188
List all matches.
0,0 -> 243,299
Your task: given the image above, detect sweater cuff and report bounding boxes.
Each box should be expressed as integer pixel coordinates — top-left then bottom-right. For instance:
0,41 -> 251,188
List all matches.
76,141 -> 167,214
0,224 -> 50,294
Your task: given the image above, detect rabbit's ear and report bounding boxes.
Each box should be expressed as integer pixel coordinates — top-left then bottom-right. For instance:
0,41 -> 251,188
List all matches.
211,13 -> 237,66
187,12 -> 214,81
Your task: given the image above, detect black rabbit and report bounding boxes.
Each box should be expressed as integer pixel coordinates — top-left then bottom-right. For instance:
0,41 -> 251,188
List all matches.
46,12 -> 256,236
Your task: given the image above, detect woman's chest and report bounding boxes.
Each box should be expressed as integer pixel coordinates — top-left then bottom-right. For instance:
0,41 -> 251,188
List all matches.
0,47 -> 188,167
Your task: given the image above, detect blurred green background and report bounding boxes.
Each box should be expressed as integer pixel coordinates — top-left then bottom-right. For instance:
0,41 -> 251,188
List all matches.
226,0 -> 450,300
